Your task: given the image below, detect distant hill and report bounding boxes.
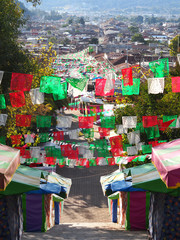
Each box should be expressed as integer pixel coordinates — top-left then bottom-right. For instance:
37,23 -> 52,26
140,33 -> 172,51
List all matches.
36,0 -> 180,11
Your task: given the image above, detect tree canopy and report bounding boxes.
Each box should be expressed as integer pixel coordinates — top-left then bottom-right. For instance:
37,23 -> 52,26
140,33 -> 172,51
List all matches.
169,35 -> 180,56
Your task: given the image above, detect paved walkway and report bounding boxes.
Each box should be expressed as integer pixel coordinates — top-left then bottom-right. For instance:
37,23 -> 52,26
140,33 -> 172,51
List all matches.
22,222 -> 148,240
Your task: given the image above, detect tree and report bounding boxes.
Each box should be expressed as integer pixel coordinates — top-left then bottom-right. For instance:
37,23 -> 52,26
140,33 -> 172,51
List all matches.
169,35 -> 180,56
89,38 -> 98,44
114,68 -> 180,144
68,17 -> 73,25
79,17 -> 85,25
128,26 -> 139,34
0,1 -> 68,147
131,16 -> 143,24
24,0 -> 41,7
131,33 -> 145,43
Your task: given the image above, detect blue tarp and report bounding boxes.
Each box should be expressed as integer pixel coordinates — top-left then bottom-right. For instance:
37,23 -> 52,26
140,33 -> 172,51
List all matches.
105,177 -> 145,193
27,182 -> 61,195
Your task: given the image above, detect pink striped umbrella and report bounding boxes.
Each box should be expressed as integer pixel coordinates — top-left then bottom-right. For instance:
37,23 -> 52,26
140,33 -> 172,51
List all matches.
152,139 -> 180,188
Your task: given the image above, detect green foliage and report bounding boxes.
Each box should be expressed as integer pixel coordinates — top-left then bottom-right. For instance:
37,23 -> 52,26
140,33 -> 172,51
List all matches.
79,17 -> 85,25
132,33 -> 145,43
128,26 -> 139,34
0,1 -> 68,147
89,38 -> 98,44
170,61 -> 180,76
169,35 -> 180,56
25,0 -> 41,7
115,73 -> 180,143
130,16 -> 143,24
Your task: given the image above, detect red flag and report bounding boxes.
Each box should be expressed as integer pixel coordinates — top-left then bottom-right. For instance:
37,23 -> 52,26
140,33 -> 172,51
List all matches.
53,131 -> 64,141
142,116 -> 158,128
16,115 -> 31,127
121,68 -> 133,86
157,119 -> 175,131
11,135 -> 22,145
98,127 -> 110,137
9,91 -> 26,107
109,135 -> 123,149
79,116 -> 94,129
11,73 -> 33,91
95,78 -> 106,96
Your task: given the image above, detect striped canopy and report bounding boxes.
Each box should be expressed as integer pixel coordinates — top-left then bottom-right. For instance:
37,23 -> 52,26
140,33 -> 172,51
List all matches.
152,139 -> 180,189
0,144 -> 20,190
131,163 -> 180,196
0,165 -> 41,195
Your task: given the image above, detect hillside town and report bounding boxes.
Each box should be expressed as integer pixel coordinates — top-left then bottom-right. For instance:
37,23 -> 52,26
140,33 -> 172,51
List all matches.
20,10 -> 180,69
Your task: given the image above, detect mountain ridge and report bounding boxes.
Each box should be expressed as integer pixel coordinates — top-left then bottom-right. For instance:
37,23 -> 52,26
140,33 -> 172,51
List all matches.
21,0 -> 180,11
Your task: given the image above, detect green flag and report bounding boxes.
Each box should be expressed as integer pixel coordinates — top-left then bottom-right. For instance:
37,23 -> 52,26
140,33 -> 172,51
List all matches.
66,77 -> 88,91
149,58 -> 169,78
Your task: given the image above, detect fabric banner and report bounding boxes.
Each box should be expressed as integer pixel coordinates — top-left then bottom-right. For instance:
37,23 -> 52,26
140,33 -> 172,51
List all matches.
82,128 -> 94,138
104,72 -> 115,95
163,115 -> 177,128
157,119 -> 175,131
149,58 -> 169,78
45,146 -> 55,157
127,131 -> 140,145
148,78 -> 164,94
68,129 -> 79,140
142,116 -> 158,128
78,116 -> 94,129
66,77 -> 88,91
53,131 -> 64,141
95,78 -> 106,96
100,116 -> 115,128
40,76 -> 62,94
127,146 -> 138,156
29,88 -> 44,105
136,142 -> 145,151
30,147 -> 41,158
0,94 -> 6,109
56,116 -> 72,128
122,116 -> 137,129
9,91 -> 26,108
172,76 -> 180,92
145,125 -> 160,139
53,82 -> 67,100
0,114 -> 8,126
11,135 -> 22,145
121,67 -> 133,86
116,125 -> 128,134
24,134 -> 35,144
109,135 -> 123,149
142,144 -> 152,154
16,115 -> 31,127
36,116 -> 52,128
98,127 -> 110,137
135,122 -> 144,133
10,73 -> 33,91
39,133 -> 49,143
0,71 -> 4,84
122,78 -> 140,96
